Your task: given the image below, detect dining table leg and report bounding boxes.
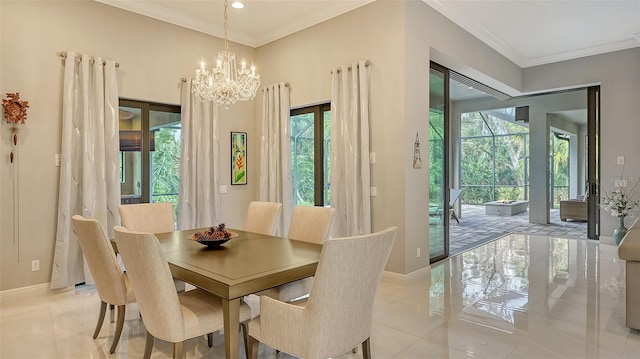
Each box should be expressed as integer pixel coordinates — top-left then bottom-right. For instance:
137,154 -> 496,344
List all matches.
222,298 -> 240,359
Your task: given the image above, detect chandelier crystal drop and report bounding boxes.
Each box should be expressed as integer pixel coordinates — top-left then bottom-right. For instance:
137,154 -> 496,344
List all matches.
192,0 -> 260,108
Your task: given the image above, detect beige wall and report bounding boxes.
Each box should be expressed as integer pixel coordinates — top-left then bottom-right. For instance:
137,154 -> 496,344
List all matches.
2,0 -> 639,291
0,0 -> 258,291
524,48 -> 640,234
257,1 -> 409,274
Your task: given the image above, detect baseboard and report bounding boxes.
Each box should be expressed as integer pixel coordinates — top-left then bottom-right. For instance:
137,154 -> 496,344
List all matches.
0,283 -> 75,304
599,235 -> 616,246
381,265 -> 431,286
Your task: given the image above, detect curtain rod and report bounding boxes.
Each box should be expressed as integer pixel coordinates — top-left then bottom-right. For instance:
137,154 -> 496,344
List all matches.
180,79 -> 290,93
58,51 -> 120,67
331,60 -> 371,74
262,82 -> 290,92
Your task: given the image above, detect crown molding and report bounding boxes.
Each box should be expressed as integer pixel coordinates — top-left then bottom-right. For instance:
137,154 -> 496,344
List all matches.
95,0 -> 255,46
253,1 -> 375,47
423,0 -> 640,69
423,0 -> 526,67
96,0 -> 374,49
522,38 -> 640,68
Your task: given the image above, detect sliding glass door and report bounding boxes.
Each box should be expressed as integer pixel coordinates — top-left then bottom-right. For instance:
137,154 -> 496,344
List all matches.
587,86 -> 600,239
429,62 -> 449,262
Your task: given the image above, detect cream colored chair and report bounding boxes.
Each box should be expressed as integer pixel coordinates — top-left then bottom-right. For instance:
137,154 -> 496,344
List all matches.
244,201 -> 282,235
114,226 -> 253,359
258,206 -> 335,302
118,202 -> 185,292
247,226 -> 397,359
288,206 -> 335,245
118,202 -> 175,233
71,215 -> 136,354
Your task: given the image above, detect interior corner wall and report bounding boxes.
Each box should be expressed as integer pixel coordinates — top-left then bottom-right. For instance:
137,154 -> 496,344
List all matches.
523,48 -> 640,236
0,0 -> 257,291
403,1 -> 523,273
256,0 -> 409,274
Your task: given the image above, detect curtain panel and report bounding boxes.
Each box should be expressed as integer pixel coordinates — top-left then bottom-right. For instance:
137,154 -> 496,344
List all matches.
51,52 -> 120,289
330,60 -> 372,237
178,79 -> 221,229
260,83 -> 293,236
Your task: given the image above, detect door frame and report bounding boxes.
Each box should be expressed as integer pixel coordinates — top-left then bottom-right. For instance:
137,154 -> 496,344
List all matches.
429,61 -> 450,264
586,86 -> 601,239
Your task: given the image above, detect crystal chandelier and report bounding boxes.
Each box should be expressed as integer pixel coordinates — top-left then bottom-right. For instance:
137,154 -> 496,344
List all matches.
192,0 -> 260,108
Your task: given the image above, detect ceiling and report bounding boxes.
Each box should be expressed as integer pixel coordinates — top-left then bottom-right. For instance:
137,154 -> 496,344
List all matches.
99,0 -> 635,126
97,0 -> 640,68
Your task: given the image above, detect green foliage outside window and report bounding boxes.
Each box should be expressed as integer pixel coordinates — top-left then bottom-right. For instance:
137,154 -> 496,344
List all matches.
550,132 -> 569,207
152,127 -> 181,217
290,107 -> 331,206
291,113 -> 315,206
460,112 -> 529,204
459,112 -> 571,206
429,111 -> 444,203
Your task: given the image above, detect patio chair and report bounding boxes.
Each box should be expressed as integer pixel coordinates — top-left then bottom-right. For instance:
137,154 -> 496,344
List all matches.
450,189 -> 462,224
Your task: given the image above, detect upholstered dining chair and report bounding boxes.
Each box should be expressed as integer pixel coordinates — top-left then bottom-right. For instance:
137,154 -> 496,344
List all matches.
113,226 -> 253,359
71,215 -> 136,354
118,202 -> 185,292
243,201 -> 283,235
257,206 -> 335,303
247,226 -> 397,359
118,202 -> 175,233
287,206 -> 335,245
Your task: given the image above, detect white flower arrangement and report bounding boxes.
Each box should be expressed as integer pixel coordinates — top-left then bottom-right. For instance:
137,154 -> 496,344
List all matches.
601,177 -> 639,218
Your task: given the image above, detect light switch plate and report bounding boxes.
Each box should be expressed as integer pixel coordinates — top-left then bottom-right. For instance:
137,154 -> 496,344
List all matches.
220,185 -> 228,194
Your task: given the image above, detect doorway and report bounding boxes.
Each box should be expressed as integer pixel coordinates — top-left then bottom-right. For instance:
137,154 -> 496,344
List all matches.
428,62 -> 600,262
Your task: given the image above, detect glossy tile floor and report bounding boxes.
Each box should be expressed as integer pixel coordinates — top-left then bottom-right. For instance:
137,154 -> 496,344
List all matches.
2,234 -> 638,358
449,205 -> 588,255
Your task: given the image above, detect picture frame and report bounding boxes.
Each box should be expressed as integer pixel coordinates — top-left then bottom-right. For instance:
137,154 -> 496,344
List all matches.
231,131 -> 247,185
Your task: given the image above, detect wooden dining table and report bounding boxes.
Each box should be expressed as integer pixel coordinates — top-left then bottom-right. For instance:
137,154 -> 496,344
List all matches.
153,228 -> 323,359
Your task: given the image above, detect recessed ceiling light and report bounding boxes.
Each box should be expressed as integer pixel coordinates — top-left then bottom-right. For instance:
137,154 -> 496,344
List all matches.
231,1 -> 244,9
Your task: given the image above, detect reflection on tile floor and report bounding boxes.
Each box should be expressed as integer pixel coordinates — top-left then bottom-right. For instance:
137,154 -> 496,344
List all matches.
448,205 -> 588,255
2,234 -> 637,358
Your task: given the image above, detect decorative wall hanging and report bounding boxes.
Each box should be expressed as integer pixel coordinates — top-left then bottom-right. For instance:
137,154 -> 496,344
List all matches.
3,92 -> 29,163
3,92 -> 29,262
231,131 -> 247,185
413,132 -> 422,169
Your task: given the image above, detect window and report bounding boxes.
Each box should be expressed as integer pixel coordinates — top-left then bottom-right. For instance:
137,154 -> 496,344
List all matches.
118,99 -> 181,215
290,103 -> 331,206
119,152 -> 125,183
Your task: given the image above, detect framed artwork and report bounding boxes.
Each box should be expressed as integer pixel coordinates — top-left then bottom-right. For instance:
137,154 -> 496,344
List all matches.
231,132 -> 247,185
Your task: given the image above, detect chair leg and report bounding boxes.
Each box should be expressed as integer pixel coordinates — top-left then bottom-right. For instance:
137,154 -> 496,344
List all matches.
109,304 -> 115,323
247,334 -> 259,359
173,341 -> 184,359
451,211 -> 460,224
93,301 -> 107,339
109,305 -> 126,354
240,322 -> 250,359
207,333 -> 213,347
362,337 -> 371,359
143,331 -> 154,359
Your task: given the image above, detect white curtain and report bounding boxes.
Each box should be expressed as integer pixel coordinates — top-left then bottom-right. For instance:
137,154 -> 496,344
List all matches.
51,52 -> 120,289
330,60 -> 371,237
260,83 -> 293,236
178,79 -> 221,229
